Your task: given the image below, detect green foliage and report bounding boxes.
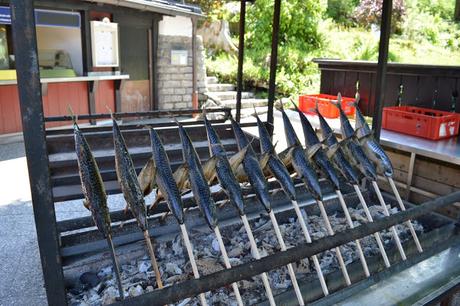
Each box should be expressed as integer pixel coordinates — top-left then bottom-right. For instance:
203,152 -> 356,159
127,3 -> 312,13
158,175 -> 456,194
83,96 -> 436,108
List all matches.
326,0 -> 359,26
188,0 -> 226,20
416,0 -> 455,20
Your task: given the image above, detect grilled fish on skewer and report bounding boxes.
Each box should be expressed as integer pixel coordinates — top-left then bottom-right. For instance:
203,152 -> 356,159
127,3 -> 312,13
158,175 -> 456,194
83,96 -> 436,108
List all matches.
203,113 -> 246,215
175,119 -> 243,305
254,109 -> 330,296
203,112 -> 277,304
353,93 -> 393,177
332,94 -> 378,180
314,104 -> 361,185
353,95 -> 423,253
111,117 -> 163,288
230,116 -> 272,212
148,127 -> 208,305
278,106 -> 322,200
293,103 -> 341,190
72,119 -> 124,299
278,105 -> 352,286
230,115 -> 305,305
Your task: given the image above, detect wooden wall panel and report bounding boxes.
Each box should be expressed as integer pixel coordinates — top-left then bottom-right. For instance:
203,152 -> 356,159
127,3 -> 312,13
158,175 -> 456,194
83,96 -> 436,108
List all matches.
357,72 -> 373,114
401,75 -> 419,106
384,74 -> 402,107
417,76 -> 438,108
43,82 -> 89,128
437,77 -> 457,111
0,85 -> 21,134
320,70 -> 334,94
332,71 -> 346,95
95,80 -> 115,114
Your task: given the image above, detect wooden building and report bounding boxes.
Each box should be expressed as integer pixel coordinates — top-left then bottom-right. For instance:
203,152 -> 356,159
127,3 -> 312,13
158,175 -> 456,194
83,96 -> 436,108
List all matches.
0,0 -> 206,135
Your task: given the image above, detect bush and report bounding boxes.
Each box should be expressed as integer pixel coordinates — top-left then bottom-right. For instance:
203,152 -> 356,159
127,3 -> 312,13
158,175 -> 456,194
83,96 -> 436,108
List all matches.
353,0 -> 406,33
326,0 -> 360,26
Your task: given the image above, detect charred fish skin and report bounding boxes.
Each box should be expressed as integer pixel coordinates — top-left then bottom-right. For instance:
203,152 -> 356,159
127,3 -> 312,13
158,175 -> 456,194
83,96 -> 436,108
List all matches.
112,119 -> 148,231
254,113 -> 297,201
149,128 -> 185,224
293,104 -> 342,190
203,117 -> 246,215
333,97 -> 378,180
230,116 -> 272,212
177,122 -> 217,229
73,123 -> 111,238
315,109 -> 361,185
354,98 -> 394,177
278,108 -> 323,200
279,107 -> 302,147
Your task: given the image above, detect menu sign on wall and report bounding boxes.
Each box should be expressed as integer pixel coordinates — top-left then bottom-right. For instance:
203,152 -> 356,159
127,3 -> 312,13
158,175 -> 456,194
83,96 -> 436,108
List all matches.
90,19 -> 119,67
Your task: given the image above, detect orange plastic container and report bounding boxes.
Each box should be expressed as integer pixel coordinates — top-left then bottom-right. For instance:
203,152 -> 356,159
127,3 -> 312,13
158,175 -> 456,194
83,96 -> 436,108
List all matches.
382,106 -> 460,140
298,94 -> 355,118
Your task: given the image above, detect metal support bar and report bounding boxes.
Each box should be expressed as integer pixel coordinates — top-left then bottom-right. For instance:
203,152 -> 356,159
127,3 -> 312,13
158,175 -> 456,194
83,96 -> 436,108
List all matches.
44,107 -> 232,122
88,80 -> 98,125
115,79 -> 123,113
235,0 -> 246,122
112,191 -> 460,306
405,152 -> 416,200
372,0 -> 393,140
151,16 -> 161,110
191,16 -> 198,110
267,0 -> 281,137
10,0 -> 67,305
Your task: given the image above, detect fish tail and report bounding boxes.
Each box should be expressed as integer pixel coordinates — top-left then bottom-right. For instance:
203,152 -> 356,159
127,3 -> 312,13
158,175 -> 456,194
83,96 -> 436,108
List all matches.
67,105 -> 78,124
330,93 -> 342,110
105,105 -> 115,120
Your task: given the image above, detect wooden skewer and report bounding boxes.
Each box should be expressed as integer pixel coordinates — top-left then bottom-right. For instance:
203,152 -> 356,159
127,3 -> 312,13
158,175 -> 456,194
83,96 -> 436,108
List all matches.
214,226 -> 244,306
335,191 -> 370,278
316,200 -> 352,286
353,185 -> 391,268
241,214 -> 276,306
291,200 -> 330,296
106,235 -> 124,300
143,230 -> 164,288
387,177 -> 423,253
371,181 -> 407,260
268,210 -> 305,305
179,223 -> 208,306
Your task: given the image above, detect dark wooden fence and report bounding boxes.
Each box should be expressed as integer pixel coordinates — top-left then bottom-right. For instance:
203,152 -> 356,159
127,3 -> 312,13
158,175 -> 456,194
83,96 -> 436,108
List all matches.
314,59 -> 460,116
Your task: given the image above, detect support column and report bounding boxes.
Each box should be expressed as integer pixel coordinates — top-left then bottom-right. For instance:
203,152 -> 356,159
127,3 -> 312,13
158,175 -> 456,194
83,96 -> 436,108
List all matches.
10,0 -> 67,305
192,16 -> 198,110
267,0 -> 281,137
236,0 -> 246,122
372,0 -> 393,140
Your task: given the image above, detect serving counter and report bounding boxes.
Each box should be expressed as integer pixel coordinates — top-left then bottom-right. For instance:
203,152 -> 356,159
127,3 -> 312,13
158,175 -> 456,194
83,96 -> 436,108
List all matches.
0,74 -> 129,134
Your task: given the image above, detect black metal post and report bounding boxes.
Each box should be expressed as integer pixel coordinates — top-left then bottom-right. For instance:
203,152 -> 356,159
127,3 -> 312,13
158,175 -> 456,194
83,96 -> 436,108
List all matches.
267,0 -> 281,137
235,0 -> 246,122
372,0 -> 393,140
10,1 -> 67,305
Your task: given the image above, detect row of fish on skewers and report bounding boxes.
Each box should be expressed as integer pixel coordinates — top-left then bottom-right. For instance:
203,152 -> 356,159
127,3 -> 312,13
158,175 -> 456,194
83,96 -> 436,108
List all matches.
71,93 -> 422,305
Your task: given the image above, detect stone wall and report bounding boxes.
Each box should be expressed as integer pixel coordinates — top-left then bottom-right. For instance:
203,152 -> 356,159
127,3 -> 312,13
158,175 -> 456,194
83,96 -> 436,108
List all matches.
157,35 -> 207,110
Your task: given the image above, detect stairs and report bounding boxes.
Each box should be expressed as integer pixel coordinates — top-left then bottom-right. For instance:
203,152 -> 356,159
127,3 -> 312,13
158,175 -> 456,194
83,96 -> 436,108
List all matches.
205,76 -> 268,111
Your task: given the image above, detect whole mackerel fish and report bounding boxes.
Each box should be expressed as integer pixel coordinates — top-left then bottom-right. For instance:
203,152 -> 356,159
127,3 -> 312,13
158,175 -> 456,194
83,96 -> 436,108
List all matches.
204,115 -> 246,216
149,128 -> 185,224
354,94 -> 394,177
112,118 -> 148,231
278,107 -> 322,201
314,107 -> 361,185
176,120 -> 217,229
254,111 -> 297,201
230,116 -> 272,212
293,104 -> 341,190
333,94 -> 378,180
74,121 -> 111,238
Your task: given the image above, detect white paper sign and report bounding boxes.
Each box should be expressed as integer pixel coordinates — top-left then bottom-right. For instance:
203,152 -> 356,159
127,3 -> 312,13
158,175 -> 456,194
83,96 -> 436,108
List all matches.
91,20 -> 119,67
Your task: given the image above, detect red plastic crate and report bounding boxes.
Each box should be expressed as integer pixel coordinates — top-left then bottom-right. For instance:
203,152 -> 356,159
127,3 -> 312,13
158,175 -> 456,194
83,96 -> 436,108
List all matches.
382,106 -> 460,140
298,94 -> 355,118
